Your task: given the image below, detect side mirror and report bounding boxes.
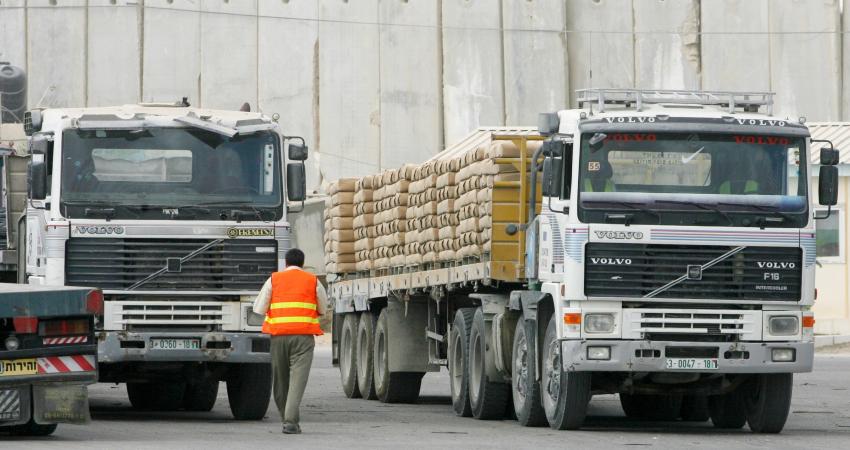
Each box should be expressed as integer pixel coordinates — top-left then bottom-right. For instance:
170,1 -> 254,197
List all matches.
542,156 -> 563,198
537,113 -> 560,136
818,165 -> 838,206
29,153 -> 48,200
286,163 -> 307,202
821,147 -> 839,166
288,143 -> 308,161
540,140 -> 563,157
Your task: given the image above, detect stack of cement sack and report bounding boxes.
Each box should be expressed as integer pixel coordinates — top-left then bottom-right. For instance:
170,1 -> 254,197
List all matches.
353,176 -> 376,272
323,178 -> 357,274
322,131 -> 541,276
371,165 -> 415,270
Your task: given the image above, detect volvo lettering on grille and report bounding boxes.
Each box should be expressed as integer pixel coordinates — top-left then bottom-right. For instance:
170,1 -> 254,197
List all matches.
75,225 -> 124,235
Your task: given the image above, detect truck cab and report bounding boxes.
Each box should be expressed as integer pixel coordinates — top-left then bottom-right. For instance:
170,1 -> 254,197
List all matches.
531,89 -> 837,430
17,101 -> 308,418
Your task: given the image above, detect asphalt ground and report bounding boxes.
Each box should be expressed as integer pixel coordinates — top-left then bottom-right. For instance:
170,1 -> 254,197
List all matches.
4,344 -> 849,450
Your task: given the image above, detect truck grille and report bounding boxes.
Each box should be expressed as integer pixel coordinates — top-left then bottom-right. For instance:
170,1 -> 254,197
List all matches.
585,244 -> 802,301
66,238 -> 277,291
622,308 -> 760,341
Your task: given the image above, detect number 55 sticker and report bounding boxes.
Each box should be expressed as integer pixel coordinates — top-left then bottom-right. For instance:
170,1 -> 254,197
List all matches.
588,161 -> 601,171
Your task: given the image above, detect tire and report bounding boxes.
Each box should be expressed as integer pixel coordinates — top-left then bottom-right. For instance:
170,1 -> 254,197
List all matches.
709,384 -> 748,429
356,312 -> 378,400
339,313 -> 362,399
680,395 -> 710,422
227,363 -> 272,420
468,307 -> 510,420
746,373 -> 793,433
541,315 -> 591,430
373,309 -> 423,403
127,382 -> 186,411
6,418 -> 57,436
512,315 -> 547,426
618,394 -> 682,421
183,379 -> 219,412
449,308 -> 475,417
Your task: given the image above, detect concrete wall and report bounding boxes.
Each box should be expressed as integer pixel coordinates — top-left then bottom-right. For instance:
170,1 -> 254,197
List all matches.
2,0 -> 849,189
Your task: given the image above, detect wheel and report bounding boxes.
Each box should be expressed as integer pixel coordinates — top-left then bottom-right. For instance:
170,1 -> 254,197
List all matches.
227,363 -> 272,420
127,382 -> 186,411
512,315 -> 547,426
541,315 -> 591,430
339,313 -> 362,399
183,379 -> 219,412
709,384 -> 748,429
468,307 -> 510,420
356,312 -> 378,400
449,308 -> 475,417
373,308 -> 423,403
5,418 -> 57,436
619,394 -> 682,421
680,395 -> 710,422
746,373 -> 793,433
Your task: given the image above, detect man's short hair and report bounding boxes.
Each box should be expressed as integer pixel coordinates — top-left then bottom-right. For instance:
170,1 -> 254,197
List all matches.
284,248 -> 305,268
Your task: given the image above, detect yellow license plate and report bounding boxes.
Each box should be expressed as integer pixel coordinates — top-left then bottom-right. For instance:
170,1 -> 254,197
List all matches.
0,358 -> 38,376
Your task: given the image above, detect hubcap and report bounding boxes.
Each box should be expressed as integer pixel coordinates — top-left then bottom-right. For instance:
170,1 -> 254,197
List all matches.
469,331 -> 483,405
542,339 -> 561,415
513,333 -> 528,404
341,326 -> 353,377
375,329 -> 386,385
357,324 -> 368,381
450,329 -> 463,399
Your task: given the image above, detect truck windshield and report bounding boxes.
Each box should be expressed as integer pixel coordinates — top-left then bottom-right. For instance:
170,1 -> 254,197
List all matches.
60,127 -> 282,220
577,132 -> 808,227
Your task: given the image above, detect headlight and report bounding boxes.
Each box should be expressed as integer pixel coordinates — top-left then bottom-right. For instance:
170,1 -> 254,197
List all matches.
245,307 -> 265,327
769,316 -> 799,336
584,313 -> 615,333
587,346 -> 611,360
771,348 -> 795,362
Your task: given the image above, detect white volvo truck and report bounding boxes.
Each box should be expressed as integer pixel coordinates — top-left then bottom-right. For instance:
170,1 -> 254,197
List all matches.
12,101 -> 309,418
329,89 -> 838,433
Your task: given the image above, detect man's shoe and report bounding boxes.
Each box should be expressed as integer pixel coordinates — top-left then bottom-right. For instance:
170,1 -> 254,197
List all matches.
282,423 -> 301,434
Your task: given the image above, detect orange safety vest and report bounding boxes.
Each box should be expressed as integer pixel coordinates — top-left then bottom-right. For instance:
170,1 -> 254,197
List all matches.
262,269 -> 323,336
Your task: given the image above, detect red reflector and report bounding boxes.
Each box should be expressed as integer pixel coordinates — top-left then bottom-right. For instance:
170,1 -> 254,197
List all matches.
86,289 -> 104,315
13,316 -> 38,333
39,318 -> 90,337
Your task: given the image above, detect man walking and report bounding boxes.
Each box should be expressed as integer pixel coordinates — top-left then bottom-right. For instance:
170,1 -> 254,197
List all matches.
253,248 -> 327,434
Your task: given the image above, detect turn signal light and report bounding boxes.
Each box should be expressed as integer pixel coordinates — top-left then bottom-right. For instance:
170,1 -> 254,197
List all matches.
563,313 -> 581,325
802,315 -> 815,329
39,318 -> 90,337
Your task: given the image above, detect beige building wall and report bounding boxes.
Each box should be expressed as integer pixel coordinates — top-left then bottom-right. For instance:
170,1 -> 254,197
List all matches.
812,175 -> 850,335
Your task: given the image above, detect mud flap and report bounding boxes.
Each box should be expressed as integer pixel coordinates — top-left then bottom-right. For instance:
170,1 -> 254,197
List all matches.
33,383 -> 90,425
386,297 -> 439,373
0,386 -> 31,427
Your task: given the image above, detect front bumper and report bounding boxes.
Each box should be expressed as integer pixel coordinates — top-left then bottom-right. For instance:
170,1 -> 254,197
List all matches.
562,339 -> 813,373
97,331 -> 270,364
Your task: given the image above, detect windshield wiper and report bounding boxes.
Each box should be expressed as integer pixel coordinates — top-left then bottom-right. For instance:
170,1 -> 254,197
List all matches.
62,201 -> 140,220
653,200 -> 733,225
179,201 -> 275,222
598,201 -> 660,225
717,202 -> 793,228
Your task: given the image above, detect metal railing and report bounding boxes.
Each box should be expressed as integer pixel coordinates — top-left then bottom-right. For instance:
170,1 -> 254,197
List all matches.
576,88 -> 775,115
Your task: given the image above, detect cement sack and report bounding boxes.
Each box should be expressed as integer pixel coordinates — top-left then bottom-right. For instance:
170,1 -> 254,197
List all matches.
328,204 -> 354,217
353,214 -> 374,229
355,238 -> 374,252
328,229 -> 355,242
330,192 -> 355,206
353,189 -> 373,203
327,178 -> 357,195
328,241 -> 355,254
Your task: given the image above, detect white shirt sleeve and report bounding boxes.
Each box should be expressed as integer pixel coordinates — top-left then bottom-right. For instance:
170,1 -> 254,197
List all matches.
252,278 -> 273,315
316,281 -> 329,315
